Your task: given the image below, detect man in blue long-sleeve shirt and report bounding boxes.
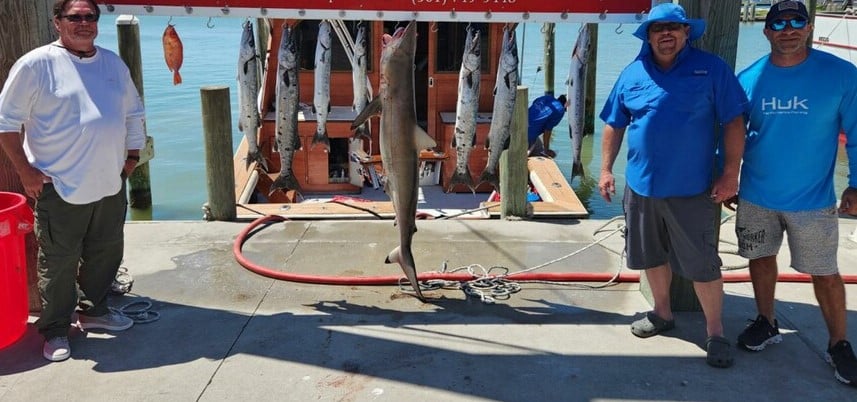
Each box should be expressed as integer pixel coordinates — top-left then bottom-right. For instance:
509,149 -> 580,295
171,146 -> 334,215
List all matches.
527,94 -> 566,157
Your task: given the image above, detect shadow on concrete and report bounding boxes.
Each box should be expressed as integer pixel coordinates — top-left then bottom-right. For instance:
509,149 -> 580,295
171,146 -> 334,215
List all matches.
2,289 -> 854,401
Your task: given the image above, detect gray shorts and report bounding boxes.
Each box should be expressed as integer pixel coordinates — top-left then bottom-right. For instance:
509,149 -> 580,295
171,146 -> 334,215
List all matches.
735,199 -> 839,275
623,185 -> 722,282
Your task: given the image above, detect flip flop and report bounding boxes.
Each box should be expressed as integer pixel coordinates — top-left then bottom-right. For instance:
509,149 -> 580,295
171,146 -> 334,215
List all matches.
630,311 -> 675,338
706,336 -> 734,368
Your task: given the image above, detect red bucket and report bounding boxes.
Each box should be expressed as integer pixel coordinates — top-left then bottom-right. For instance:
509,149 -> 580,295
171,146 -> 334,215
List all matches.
0,192 -> 33,350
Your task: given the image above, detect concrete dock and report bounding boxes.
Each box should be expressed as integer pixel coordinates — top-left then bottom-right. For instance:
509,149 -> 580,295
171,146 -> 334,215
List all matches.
2,216 -> 857,401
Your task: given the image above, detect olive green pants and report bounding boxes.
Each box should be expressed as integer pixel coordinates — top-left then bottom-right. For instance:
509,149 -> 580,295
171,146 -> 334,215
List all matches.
34,183 -> 127,339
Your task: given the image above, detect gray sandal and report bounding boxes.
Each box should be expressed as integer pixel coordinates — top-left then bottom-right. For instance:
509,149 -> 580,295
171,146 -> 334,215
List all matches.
631,311 -> 675,338
706,336 -> 734,368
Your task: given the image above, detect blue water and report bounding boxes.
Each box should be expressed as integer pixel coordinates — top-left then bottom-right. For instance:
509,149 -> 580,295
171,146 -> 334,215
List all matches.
93,17 -> 848,220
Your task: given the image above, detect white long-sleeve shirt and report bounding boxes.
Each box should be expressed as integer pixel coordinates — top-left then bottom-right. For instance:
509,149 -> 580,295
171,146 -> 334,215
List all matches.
0,44 -> 145,204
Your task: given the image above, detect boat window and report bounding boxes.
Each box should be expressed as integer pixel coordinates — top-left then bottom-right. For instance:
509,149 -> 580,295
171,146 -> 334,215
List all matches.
434,22 -> 489,73
328,138 -> 350,183
298,20 -> 372,72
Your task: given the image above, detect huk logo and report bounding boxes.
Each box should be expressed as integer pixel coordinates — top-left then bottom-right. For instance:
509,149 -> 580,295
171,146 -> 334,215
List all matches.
761,96 -> 809,115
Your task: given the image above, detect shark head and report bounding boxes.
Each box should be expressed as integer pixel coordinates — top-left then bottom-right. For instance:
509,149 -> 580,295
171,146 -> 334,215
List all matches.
381,21 -> 417,68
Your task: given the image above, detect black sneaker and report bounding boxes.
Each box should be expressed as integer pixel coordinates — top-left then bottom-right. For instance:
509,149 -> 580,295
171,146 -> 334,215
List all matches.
737,315 -> 782,351
826,340 -> 857,386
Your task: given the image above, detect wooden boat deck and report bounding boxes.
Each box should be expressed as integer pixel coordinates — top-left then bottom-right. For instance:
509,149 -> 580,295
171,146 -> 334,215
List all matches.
233,142 -> 589,220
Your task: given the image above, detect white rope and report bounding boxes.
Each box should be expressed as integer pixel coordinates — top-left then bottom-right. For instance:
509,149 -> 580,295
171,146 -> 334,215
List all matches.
404,213 -> 749,303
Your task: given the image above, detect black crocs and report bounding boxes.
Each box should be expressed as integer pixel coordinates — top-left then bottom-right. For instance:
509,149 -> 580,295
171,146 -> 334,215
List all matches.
706,336 -> 734,368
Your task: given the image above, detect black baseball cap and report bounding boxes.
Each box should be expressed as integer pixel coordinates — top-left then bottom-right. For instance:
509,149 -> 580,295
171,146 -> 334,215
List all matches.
766,1 -> 810,26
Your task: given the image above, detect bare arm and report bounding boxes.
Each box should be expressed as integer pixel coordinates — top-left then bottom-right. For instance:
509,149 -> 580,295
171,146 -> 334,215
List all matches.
0,131 -> 47,199
711,115 -> 745,204
599,124 -> 625,203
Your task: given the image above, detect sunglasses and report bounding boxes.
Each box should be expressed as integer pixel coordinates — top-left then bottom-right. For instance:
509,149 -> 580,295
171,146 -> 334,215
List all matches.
768,18 -> 807,32
649,22 -> 686,33
61,14 -> 99,23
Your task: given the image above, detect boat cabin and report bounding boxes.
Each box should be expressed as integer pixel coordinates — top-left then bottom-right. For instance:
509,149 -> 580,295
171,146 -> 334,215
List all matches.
97,0 -> 654,219
236,20 -> 504,205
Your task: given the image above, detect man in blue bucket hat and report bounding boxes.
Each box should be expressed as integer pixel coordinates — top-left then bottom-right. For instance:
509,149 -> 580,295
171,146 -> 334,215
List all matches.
599,2 -> 748,367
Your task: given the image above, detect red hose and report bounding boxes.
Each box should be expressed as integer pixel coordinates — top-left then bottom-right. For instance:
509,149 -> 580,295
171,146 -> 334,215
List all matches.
234,214 -> 857,285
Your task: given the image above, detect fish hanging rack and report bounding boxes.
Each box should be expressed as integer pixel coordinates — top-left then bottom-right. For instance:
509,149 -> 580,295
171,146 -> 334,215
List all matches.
97,3 -> 650,24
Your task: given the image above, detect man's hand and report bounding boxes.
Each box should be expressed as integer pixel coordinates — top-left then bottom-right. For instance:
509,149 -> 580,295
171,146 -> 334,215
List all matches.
839,187 -> 857,215
723,195 -> 739,211
710,172 -> 739,204
121,158 -> 138,179
599,170 -> 616,203
19,165 -> 47,199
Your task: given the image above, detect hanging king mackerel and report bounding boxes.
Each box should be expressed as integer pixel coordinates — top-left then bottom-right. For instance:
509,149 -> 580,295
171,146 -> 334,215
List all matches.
478,25 -> 518,191
269,24 -> 302,196
566,25 -> 591,180
351,24 -> 371,140
352,22 -> 436,301
238,20 -> 265,170
447,25 -> 481,193
312,20 -> 332,150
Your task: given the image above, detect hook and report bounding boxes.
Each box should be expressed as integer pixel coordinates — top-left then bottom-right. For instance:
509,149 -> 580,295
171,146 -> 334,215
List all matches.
167,16 -> 173,25
430,21 -> 438,33
615,23 -> 623,35
541,23 -> 555,34
206,17 -> 215,29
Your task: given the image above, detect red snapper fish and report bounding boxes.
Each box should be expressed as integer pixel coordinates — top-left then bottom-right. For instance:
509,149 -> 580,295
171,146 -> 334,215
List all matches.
162,24 -> 183,85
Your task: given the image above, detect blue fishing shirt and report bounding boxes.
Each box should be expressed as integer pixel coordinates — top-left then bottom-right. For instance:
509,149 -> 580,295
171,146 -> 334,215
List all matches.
528,95 -> 566,145
737,49 -> 857,211
600,45 -> 747,198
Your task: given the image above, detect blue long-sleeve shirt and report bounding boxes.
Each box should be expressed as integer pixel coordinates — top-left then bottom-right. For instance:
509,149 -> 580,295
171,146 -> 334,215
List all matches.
528,95 -> 565,145
600,45 -> 747,198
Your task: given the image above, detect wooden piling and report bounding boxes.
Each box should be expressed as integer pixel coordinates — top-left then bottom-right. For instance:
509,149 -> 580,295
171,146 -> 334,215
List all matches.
637,0 -> 744,312
116,16 -> 153,214
500,86 -> 530,219
584,23 -> 598,136
200,86 -> 237,221
542,23 -> 555,95
0,0 -> 56,313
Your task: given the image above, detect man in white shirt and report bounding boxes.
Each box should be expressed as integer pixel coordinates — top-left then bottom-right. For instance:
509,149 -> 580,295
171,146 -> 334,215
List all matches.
0,0 -> 145,362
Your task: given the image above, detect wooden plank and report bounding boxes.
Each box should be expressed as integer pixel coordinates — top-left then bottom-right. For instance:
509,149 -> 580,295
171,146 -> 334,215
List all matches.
528,156 -> 580,205
484,156 -> 588,218
237,201 -> 396,220
233,137 -> 257,201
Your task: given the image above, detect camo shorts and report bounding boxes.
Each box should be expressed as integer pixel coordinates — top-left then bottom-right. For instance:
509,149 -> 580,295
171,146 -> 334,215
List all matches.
735,199 -> 839,275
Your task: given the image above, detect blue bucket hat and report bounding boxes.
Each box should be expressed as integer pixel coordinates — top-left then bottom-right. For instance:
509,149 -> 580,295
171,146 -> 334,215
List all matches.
633,3 -> 706,41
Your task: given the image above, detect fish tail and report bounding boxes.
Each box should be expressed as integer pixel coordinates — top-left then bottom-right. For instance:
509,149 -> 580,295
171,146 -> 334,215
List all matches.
384,246 -> 424,301
247,149 -> 268,172
447,169 -> 475,194
571,161 -> 584,180
311,130 -> 330,151
269,173 -> 301,196
173,71 -> 182,85
478,170 -> 500,192
352,123 -> 371,141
